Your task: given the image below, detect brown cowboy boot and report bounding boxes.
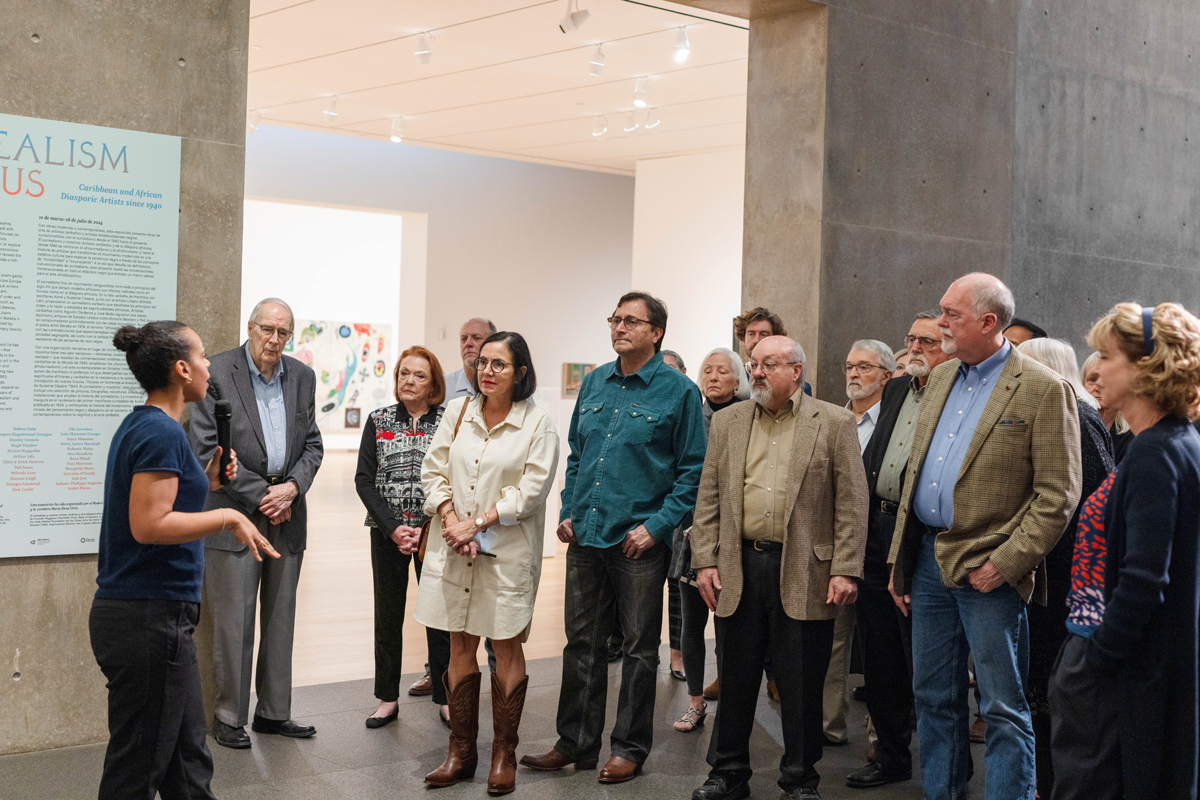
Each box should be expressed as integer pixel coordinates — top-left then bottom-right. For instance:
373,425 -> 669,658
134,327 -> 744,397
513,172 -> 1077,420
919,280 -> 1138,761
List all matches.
425,671 -> 481,787
487,672 -> 529,796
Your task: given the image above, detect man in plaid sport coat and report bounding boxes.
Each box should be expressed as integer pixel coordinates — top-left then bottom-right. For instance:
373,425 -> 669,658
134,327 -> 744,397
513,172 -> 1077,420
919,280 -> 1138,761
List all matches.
690,335 -> 868,800
888,273 -> 1081,800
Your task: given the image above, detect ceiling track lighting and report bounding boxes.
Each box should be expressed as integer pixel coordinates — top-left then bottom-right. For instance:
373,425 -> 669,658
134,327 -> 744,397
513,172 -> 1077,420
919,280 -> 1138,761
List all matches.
246,110 -> 261,134
389,117 -> 405,143
623,112 -> 639,132
415,32 -> 432,64
592,115 -> 608,137
644,108 -> 661,129
323,95 -> 339,123
559,0 -> 590,33
588,43 -> 605,77
673,27 -> 691,63
633,76 -> 649,108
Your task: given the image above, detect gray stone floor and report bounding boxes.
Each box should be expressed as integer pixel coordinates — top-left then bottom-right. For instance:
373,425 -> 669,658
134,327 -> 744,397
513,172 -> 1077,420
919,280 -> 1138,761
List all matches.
0,644 -> 984,800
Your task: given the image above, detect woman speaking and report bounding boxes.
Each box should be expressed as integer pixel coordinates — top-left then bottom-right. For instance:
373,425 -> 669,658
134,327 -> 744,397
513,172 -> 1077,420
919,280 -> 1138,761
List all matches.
416,331 -> 559,795
91,322 -> 276,800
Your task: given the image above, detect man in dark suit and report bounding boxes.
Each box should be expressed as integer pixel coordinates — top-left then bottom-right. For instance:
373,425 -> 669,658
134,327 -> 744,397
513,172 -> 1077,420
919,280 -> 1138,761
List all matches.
846,310 -> 950,789
189,297 -> 324,749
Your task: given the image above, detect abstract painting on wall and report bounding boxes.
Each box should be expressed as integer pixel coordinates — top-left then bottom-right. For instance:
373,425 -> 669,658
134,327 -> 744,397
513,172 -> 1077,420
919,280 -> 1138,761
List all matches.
286,320 -> 392,433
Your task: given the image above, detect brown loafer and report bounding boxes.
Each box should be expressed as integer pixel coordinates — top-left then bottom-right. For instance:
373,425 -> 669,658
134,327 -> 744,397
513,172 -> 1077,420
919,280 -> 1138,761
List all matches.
969,716 -> 986,744
409,670 -> 434,696
703,678 -> 720,701
597,755 -> 642,783
518,748 -> 597,772
766,679 -> 780,703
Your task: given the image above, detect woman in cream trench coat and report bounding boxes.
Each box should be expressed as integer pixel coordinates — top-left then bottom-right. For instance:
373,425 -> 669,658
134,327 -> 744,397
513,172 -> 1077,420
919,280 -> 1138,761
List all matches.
416,331 -> 559,796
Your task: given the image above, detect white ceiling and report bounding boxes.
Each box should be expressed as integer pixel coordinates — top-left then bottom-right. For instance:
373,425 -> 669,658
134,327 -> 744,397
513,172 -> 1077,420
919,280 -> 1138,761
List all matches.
247,0 -> 750,175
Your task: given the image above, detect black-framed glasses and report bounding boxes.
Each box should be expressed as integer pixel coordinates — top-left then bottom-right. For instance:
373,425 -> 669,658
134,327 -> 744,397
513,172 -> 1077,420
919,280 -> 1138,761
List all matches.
843,362 -> 883,375
472,357 -> 511,373
250,320 -> 293,342
607,315 -> 653,331
745,360 -> 799,376
904,335 -> 942,349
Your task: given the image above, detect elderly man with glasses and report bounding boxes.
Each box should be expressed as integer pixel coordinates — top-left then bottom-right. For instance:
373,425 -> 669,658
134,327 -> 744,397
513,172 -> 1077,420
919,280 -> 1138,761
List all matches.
521,291 -> 707,784
188,297 -> 324,749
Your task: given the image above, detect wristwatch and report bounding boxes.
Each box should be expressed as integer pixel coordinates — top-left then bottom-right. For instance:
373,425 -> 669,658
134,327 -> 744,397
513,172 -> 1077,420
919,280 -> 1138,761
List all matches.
474,515 -> 487,531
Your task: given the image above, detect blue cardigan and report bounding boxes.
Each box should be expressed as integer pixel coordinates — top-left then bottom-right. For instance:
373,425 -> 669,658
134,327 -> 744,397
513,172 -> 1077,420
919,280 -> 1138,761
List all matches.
1089,414 -> 1200,800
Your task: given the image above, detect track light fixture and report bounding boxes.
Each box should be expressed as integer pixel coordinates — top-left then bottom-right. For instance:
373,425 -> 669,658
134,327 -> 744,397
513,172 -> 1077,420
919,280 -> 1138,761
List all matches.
623,112 -> 639,132
559,0 -> 590,33
323,96 -> 338,123
246,110 -> 261,134
389,117 -> 405,143
592,115 -> 608,137
415,32 -> 432,64
673,27 -> 691,63
644,108 -> 661,129
588,44 -> 605,77
633,77 -> 648,108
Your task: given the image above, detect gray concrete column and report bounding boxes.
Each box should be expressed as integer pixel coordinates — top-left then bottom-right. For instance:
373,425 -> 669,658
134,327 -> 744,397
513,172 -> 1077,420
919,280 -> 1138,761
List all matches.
0,1 -> 248,755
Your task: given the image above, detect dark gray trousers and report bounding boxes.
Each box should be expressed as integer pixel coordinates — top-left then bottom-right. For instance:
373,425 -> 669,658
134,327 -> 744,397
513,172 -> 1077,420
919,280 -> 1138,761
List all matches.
1049,633 -> 1120,800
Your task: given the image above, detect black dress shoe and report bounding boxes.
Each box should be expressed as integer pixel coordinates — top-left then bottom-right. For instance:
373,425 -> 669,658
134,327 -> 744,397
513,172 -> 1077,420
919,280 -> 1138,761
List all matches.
365,708 -> 398,729
846,761 -> 911,789
852,685 -> 868,702
607,642 -> 623,663
671,668 -> 687,681
213,718 -> 251,749
692,773 -> 750,800
252,715 -> 316,738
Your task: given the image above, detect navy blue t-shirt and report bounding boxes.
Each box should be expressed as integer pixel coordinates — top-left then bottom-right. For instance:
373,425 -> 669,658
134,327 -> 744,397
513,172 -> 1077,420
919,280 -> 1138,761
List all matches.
95,406 -> 209,602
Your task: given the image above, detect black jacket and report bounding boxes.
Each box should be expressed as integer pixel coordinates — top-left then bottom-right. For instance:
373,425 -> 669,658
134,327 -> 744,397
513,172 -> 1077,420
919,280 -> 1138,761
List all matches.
861,375 -> 915,583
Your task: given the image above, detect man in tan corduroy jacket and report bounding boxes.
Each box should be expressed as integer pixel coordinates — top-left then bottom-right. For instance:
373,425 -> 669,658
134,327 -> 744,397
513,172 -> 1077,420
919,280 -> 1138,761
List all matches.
690,335 -> 868,800
887,274 -> 1081,800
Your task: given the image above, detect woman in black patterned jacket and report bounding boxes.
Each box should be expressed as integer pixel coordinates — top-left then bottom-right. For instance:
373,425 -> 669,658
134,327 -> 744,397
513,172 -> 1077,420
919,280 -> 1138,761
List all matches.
355,345 -> 446,728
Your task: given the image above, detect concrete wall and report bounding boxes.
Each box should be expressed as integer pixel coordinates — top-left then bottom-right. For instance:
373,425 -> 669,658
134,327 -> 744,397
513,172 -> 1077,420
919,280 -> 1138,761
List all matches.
243,125 -> 635,395
0,0 -> 249,756
632,148 -> 746,377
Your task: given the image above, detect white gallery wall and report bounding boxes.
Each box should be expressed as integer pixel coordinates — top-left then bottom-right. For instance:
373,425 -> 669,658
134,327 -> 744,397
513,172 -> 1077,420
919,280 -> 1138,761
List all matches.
631,149 -> 746,380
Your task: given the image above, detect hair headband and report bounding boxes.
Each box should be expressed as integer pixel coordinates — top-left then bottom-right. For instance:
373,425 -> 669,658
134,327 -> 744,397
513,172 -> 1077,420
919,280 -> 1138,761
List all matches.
1141,306 -> 1156,356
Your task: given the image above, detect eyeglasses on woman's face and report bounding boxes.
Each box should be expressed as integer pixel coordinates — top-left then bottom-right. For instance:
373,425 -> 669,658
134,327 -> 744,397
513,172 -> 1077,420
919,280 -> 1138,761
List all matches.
472,357 -> 512,374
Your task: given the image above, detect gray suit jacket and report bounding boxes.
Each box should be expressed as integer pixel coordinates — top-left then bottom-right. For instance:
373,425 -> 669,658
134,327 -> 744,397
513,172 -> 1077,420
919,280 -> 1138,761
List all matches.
188,343 -> 324,554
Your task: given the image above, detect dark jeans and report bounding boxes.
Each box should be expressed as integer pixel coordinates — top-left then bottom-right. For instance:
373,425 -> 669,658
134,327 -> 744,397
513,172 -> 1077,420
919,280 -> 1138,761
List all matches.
707,545 -> 835,792
857,576 -> 914,773
412,552 -> 451,706
370,527 -> 412,702
1048,634 -> 1120,800
89,598 -> 217,800
554,540 -> 668,765
679,579 -> 711,697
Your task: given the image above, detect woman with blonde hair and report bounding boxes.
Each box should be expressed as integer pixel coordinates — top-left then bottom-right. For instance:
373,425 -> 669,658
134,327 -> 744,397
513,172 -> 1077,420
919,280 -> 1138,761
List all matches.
1081,350 -> 1133,462
1016,338 -> 1115,796
1049,302 -> 1200,800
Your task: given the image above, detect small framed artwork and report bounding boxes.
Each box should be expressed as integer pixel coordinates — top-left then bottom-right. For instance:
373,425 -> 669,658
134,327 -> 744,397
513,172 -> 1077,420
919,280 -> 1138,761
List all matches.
562,363 -> 596,398
344,407 -> 361,428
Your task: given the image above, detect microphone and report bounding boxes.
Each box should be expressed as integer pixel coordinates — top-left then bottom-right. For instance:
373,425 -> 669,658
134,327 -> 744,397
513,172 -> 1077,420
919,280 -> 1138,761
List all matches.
214,400 -> 233,486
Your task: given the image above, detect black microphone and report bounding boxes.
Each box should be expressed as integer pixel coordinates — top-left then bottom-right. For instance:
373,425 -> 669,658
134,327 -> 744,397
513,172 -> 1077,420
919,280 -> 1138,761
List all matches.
214,400 -> 233,486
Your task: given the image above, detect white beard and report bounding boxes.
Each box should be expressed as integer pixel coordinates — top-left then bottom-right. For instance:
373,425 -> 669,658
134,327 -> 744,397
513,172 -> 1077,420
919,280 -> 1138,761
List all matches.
906,360 -> 931,378
751,383 -> 773,406
940,329 -> 957,354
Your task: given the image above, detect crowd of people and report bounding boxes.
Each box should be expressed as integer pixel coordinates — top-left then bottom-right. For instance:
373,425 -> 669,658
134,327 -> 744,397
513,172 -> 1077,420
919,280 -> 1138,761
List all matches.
91,274 -> 1200,800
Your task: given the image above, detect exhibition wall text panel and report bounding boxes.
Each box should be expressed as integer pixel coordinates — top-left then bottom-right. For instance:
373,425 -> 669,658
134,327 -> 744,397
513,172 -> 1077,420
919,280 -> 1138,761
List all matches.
0,113 -> 180,558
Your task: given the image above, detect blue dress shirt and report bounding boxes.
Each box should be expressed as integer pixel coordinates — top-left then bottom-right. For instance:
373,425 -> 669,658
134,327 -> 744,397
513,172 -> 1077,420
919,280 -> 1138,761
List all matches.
245,343 -> 288,475
914,341 -> 1011,529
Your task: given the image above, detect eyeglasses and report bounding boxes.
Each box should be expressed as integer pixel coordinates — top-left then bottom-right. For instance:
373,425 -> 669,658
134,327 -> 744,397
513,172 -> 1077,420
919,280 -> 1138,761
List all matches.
472,357 -> 511,373
843,362 -> 883,375
250,321 -> 293,342
904,335 -> 942,349
745,360 -> 799,376
607,315 -> 654,331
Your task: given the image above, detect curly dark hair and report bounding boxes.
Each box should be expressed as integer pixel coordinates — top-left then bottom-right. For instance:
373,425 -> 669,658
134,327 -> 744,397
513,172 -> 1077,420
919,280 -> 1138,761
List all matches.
734,307 -> 787,341
112,321 -> 194,393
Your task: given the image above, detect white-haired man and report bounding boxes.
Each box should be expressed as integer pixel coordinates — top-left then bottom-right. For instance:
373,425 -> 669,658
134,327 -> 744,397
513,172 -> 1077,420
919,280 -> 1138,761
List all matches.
690,335 -> 868,800
821,340 -> 895,747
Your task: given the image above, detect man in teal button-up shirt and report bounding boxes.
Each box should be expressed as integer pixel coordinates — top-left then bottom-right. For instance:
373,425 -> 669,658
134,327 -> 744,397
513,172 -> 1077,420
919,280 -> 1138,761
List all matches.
521,292 -> 706,783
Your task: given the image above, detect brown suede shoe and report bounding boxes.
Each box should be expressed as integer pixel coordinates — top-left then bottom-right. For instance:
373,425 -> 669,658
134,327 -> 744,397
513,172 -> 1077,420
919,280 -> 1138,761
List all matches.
518,748 -> 597,772
409,669 -> 434,696
703,678 -> 720,701
767,679 -> 780,703
487,672 -> 528,796
597,755 -> 642,783
969,715 -> 987,744
425,672 -> 481,787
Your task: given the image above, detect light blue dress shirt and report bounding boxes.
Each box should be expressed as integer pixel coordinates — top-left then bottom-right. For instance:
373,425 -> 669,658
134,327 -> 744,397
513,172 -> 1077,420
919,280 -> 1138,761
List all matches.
850,399 -> 881,455
913,341 -> 1011,529
441,368 -> 476,409
245,343 -> 287,475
